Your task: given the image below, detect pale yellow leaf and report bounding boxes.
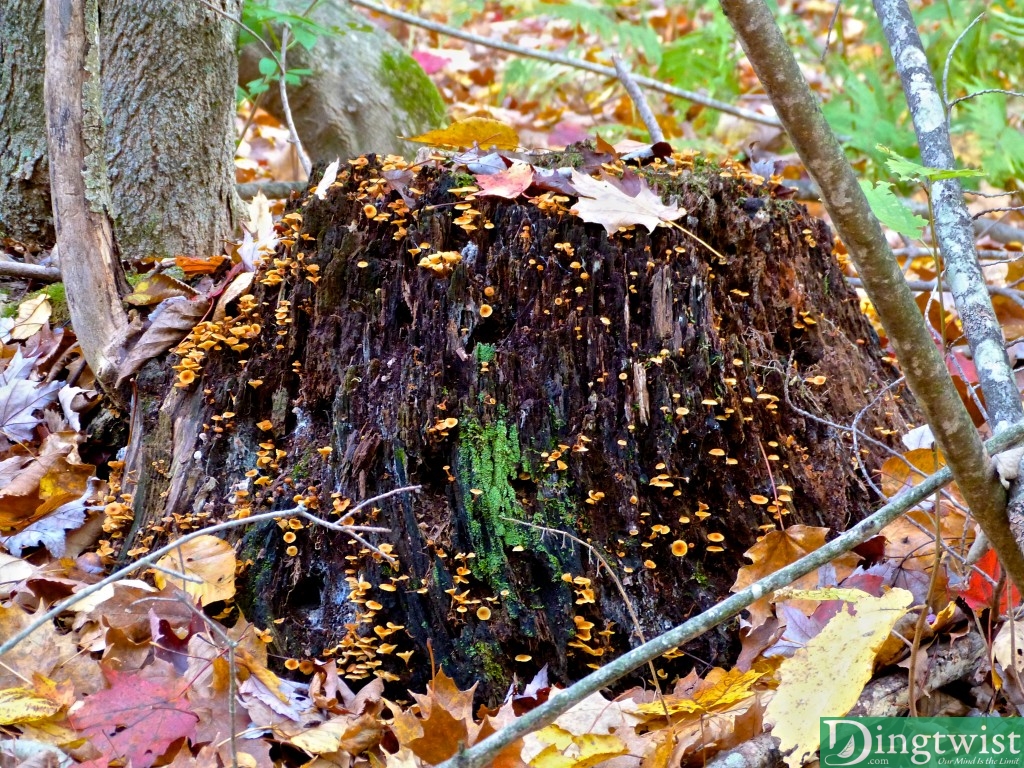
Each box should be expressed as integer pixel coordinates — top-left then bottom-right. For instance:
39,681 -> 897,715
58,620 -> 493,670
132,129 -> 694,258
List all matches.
10,295 -> 51,341
765,588 -> 913,768
153,534 -> 236,605
0,687 -> 60,725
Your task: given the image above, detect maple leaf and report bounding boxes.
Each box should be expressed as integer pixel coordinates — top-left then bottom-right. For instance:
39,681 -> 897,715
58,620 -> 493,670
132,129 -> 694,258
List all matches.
0,349 -> 62,444
409,117 -> 520,151
70,666 -> 197,768
569,170 -> 685,234
959,548 -> 1022,613
730,525 -> 860,630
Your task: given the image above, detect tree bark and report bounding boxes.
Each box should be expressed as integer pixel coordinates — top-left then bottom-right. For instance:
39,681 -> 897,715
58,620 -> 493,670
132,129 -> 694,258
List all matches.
0,0 -> 52,250
99,0 -> 240,262
120,156 -> 918,700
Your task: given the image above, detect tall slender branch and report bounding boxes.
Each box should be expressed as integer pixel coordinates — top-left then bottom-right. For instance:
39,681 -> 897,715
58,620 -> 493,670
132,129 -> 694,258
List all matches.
874,0 -> 1024,559
714,0 -> 1024,592
44,0 -> 131,391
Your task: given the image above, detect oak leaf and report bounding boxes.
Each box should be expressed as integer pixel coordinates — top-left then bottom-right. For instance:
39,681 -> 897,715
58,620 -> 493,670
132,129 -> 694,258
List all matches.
569,170 -> 685,234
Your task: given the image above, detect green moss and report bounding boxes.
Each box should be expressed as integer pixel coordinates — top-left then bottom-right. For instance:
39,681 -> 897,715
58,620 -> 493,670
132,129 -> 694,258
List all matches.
458,418 -> 527,588
378,50 -> 447,133
4,283 -> 69,324
463,639 -> 505,684
457,418 -> 572,624
475,343 -> 496,363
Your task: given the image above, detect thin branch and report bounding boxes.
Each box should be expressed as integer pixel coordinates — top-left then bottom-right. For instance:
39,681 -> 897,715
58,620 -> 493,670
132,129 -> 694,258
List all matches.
941,11 -> 986,117
348,0 -> 782,129
875,0 -> 1024,581
504,517 -> 668,715
278,27 -> 312,177
0,261 -> 62,283
846,277 -> 1024,310
436,422 -> 1024,768
612,55 -> 665,144
196,0 -> 310,174
0,485 -> 421,657
950,88 -> 1024,112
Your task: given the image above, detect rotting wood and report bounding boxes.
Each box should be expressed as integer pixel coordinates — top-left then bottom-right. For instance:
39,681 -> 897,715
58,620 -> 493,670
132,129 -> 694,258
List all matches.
121,152 -> 918,700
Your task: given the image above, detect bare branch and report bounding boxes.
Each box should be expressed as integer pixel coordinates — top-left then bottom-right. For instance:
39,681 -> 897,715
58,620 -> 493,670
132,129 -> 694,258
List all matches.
348,0 -> 782,129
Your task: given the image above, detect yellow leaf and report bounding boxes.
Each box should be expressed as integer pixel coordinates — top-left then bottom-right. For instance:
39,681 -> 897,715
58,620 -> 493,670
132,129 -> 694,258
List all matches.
530,732 -> 626,768
153,534 -> 236,605
409,118 -> 520,151
0,687 -> 60,725
10,295 -> 51,340
765,588 -> 914,768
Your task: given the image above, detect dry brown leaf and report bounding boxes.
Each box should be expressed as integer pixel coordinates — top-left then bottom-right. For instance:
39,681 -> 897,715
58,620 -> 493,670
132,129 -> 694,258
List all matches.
153,534 -> 236,605
731,525 -> 860,629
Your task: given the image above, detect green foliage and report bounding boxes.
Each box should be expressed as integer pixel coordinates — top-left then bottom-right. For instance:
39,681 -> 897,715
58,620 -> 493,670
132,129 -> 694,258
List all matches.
878,145 -> 984,184
236,0 -> 331,103
474,343 -> 496,363
524,2 -> 661,65
859,181 -> 927,240
658,11 -> 739,106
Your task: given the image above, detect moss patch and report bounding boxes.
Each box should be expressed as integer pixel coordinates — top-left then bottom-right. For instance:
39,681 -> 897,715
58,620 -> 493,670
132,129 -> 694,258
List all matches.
378,50 -> 447,133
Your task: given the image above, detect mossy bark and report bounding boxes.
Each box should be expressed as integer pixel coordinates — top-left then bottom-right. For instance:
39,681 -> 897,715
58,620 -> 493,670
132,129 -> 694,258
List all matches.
0,0 -> 52,249
122,155 -> 917,702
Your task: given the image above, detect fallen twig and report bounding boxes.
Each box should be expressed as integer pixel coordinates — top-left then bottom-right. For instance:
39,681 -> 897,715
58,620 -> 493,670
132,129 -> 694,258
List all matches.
612,55 -> 665,144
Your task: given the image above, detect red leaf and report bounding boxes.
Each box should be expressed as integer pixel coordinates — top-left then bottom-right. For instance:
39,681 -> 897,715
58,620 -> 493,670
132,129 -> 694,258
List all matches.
70,667 -> 198,768
960,549 -> 1023,613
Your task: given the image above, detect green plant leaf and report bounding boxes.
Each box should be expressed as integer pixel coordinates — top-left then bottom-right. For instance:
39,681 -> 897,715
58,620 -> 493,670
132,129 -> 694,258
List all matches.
877,145 -> 985,183
859,180 -> 928,239
257,56 -> 278,77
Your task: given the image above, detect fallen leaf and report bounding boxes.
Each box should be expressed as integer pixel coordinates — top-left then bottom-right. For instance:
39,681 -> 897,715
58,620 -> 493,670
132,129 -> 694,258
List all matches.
315,158 -> 341,200
69,666 -> 197,768
116,297 -> 212,387
8,296 -> 51,341
410,118 -> 520,151
731,525 -> 860,629
569,170 -> 685,234
153,534 -> 236,606
0,477 -> 102,557
124,273 -> 196,307
765,588 -> 914,768
474,162 -> 534,199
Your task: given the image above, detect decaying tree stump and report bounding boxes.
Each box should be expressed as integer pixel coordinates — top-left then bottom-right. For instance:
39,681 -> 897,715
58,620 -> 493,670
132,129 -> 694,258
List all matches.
120,151 -> 917,700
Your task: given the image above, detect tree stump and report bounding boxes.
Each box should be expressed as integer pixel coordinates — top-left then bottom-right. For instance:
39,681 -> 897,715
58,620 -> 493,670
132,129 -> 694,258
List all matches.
120,152 -> 916,700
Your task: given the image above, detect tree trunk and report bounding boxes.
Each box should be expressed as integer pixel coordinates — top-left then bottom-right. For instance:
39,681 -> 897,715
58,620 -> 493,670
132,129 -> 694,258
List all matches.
99,0 -> 240,262
120,155 -> 916,701
0,0 -> 52,250
0,0 -> 239,265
